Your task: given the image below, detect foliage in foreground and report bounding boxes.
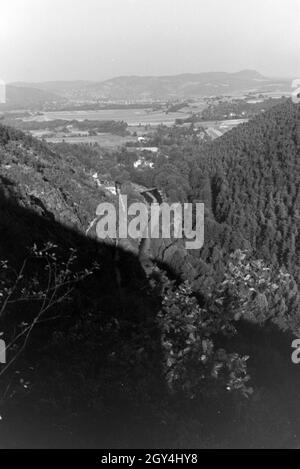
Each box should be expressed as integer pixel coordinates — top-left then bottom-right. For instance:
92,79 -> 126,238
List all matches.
0,247 -> 299,448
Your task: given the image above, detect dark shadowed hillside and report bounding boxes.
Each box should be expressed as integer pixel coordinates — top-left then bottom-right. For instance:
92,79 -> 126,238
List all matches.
0,103 -> 300,448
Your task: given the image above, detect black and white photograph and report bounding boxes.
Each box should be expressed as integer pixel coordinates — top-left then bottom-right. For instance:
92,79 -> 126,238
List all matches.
0,0 -> 299,452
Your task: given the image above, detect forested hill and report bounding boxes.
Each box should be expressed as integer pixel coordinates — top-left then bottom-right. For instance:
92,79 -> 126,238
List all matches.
16,70 -> 288,101
189,101 -> 300,285
0,101 -> 299,292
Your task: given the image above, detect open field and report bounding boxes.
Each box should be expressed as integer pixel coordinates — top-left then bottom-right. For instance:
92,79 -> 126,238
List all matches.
41,118 -> 248,146
25,108 -> 192,126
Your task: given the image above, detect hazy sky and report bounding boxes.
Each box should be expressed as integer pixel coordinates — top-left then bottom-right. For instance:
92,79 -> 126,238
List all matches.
0,0 -> 299,82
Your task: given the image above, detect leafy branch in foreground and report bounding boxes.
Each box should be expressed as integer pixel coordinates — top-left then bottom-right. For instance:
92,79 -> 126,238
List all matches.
0,242 -> 99,379
158,278 -> 252,399
217,250 -> 300,334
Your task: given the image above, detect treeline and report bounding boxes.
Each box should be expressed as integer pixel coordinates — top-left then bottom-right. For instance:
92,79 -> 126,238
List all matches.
3,118 -> 129,136
50,103 -> 154,111
201,97 -> 287,120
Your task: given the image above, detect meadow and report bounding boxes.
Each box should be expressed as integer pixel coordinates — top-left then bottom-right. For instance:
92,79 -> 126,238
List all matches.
26,108 -> 192,126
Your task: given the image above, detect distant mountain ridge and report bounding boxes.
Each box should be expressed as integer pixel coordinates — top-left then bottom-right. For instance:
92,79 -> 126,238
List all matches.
9,70 -> 290,103
0,85 -> 64,111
